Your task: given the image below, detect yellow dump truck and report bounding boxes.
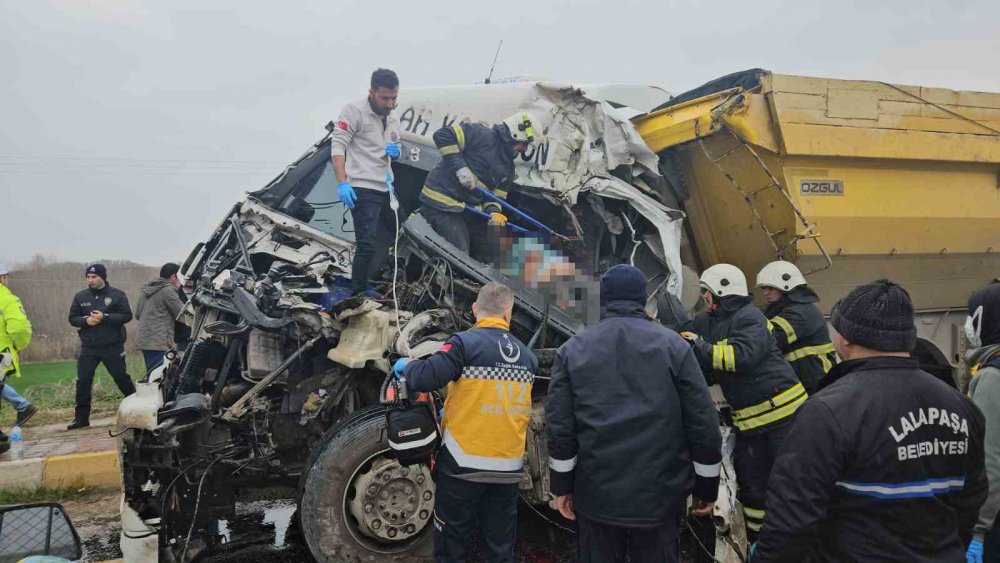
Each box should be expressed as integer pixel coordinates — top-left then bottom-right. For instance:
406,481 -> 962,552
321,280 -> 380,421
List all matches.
633,69 -> 1000,384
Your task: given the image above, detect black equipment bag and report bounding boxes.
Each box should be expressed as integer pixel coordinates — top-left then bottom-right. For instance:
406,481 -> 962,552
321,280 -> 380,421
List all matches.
383,375 -> 440,466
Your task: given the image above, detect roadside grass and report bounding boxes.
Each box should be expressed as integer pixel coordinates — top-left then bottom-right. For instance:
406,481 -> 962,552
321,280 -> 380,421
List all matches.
0,356 -> 145,427
0,484 -> 119,505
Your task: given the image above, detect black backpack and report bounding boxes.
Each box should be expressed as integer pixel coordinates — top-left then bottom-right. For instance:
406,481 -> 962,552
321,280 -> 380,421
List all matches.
383,375 -> 440,467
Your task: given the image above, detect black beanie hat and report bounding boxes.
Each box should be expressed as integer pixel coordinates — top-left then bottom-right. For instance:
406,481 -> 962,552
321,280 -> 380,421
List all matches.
86,263 -> 107,281
600,264 -> 647,304
159,262 -> 180,280
968,282 -> 1000,347
831,279 -> 917,352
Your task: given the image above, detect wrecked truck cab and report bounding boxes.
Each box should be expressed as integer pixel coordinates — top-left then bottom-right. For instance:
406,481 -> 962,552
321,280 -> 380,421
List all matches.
117,82 -> 728,562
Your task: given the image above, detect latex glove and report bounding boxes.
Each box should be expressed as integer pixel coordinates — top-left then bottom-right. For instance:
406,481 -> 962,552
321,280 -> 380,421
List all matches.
338,181 -> 357,209
749,542 -> 757,561
392,358 -> 409,380
455,166 -> 476,190
385,142 -> 401,159
680,331 -> 701,343
489,212 -> 508,226
967,540 -> 984,563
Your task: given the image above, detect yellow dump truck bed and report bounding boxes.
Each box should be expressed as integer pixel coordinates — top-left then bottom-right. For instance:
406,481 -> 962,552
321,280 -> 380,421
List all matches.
634,71 -> 1000,315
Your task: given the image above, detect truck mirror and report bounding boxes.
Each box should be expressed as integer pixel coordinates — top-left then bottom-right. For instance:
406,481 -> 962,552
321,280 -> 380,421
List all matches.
0,503 -> 82,562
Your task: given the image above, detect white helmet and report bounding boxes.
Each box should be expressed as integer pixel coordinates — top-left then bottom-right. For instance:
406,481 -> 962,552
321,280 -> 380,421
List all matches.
501,112 -> 541,145
700,264 -> 748,298
756,260 -> 807,292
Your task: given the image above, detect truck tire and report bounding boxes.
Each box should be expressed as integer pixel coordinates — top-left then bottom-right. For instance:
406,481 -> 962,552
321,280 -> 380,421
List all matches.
299,405 -> 434,562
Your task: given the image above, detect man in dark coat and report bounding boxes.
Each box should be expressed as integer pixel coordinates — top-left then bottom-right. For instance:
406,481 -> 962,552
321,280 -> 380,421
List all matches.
755,280 -> 987,562
546,264 -> 722,563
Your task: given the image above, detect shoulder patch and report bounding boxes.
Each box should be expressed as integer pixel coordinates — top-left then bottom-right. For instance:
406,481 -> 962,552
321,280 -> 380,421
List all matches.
440,343 -> 453,353
337,120 -> 349,131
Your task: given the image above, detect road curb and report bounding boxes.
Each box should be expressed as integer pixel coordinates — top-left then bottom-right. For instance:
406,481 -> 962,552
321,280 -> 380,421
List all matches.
0,450 -> 120,491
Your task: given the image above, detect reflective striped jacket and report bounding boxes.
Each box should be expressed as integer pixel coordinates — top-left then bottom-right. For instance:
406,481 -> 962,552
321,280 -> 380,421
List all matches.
764,286 -> 837,394
404,318 -> 537,484
684,295 -> 803,434
420,122 -> 515,214
755,357 -> 987,562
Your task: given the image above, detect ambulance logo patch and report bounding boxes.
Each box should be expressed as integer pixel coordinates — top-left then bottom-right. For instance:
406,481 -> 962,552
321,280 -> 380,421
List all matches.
337,121 -> 349,131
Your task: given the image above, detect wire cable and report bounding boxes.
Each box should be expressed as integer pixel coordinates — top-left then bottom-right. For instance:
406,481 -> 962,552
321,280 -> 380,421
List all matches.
181,457 -> 222,562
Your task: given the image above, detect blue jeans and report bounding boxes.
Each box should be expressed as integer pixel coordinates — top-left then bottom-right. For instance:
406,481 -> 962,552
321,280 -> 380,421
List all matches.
142,350 -> 166,378
2,383 -> 30,412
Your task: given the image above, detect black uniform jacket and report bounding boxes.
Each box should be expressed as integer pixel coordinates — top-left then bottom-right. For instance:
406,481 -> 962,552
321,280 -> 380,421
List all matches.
684,296 -> 802,433
68,284 -> 132,348
421,122 -> 516,214
755,356 -> 987,563
764,286 -> 837,393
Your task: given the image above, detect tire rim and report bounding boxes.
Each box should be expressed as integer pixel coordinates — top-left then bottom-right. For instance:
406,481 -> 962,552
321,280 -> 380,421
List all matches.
339,448 -> 435,553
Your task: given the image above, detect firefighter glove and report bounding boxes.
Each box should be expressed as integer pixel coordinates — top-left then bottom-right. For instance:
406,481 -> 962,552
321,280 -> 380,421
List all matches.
456,166 -> 476,190
489,212 -> 508,226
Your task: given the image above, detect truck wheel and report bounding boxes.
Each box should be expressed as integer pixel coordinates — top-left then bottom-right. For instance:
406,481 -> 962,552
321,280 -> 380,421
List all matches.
299,405 -> 435,562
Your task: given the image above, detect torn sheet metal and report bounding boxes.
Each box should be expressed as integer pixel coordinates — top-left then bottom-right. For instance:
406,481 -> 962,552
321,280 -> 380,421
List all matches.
396,82 -> 662,203
583,176 -> 686,297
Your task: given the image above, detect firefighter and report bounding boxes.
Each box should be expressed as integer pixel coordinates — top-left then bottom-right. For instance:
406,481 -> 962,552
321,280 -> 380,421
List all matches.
756,260 -> 837,393
393,282 -> 538,562
681,263 -> 805,540
755,280 -> 987,562
546,264 -> 722,563
420,112 -> 541,258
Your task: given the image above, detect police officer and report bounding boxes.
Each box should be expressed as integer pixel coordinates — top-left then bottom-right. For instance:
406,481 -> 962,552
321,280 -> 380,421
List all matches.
393,282 -> 537,562
67,264 -> 136,430
681,264 -> 805,540
756,261 -> 837,393
546,265 -> 722,563
755,280 -> 987,562
420,112 -> 541,257
331,68 -> 402,296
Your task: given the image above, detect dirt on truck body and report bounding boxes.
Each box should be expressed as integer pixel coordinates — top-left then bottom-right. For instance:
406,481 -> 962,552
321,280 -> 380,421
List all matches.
115,83 -> 746,562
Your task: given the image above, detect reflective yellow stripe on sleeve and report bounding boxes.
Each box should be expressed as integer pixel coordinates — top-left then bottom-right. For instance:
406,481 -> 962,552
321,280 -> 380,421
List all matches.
724,344 -> 736,372
770,316 -> 797,345
732,382 -> 808,432
453,125 -> 466,150
439,144 -> 460,155
785,343 -> 836,362
421,186 -> 467,210
712,344 -> 724,371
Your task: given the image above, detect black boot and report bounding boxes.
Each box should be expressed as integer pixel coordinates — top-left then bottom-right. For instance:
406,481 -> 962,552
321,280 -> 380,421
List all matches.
66,419 -> 90,431
0,431 -> 8,455
15,404 -> 38,426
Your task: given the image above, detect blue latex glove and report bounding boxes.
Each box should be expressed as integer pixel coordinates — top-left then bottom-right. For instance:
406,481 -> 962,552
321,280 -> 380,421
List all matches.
338,181 -> 356,209
967,539 -> 984,563
749,542 -> 757,561
392,358 -> 409,380
385,142 -> 401,159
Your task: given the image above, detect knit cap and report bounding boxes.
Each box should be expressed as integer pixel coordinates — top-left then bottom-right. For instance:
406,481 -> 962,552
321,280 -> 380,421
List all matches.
830,279 -> 916,352
600,264 -> 647,304
86,263 -> 107,281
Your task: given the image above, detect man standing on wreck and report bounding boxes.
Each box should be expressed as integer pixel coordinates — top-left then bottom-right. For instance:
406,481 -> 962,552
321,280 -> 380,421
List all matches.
331,68 -> 402,297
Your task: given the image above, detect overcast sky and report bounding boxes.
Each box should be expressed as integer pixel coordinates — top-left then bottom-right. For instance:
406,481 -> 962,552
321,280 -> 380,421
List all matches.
2,0 -> 998,269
